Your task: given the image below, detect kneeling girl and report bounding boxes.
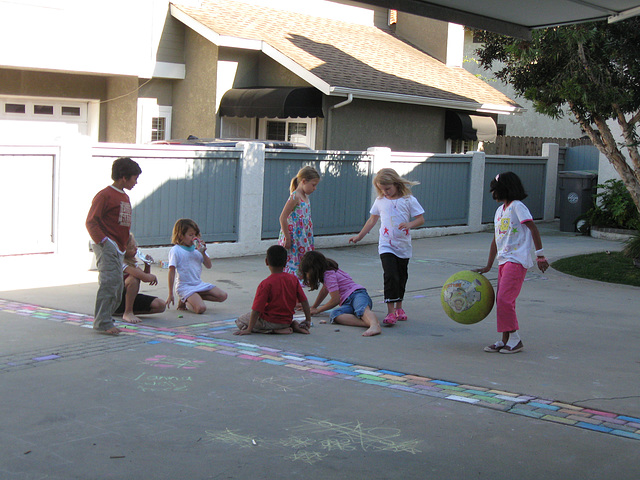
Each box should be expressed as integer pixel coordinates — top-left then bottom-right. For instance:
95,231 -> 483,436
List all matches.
299,251 -> 381,337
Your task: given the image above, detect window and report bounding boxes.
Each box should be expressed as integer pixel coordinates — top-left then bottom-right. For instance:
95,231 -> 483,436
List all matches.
261,118 -> 315,147
448,138 -> 479,154
34,105 -> 54,115
5,103 -> 25,114
61,106 -> 81,116
266,120 -> 286,141
2,100 -> 86,119
287,122 -> 307,142
136,99 -> 171,143
151,117 -> 166,142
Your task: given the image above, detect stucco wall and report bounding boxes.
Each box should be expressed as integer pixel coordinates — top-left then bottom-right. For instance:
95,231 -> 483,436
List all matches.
0,69 -> 105,100
395,12 -> 449,63
139,79 -> 174,107
218,49 -> 260,89
217,49 -> 312,90
258,56 -> 313,87
172,28 -> 218,139
327,98 -> 446,152
105,77 -> 138,143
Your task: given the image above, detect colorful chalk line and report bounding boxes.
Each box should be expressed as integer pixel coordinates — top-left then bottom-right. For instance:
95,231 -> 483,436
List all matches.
1,298 -> 639,442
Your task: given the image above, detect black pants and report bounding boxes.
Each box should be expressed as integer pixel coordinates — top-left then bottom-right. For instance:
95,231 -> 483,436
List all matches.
380,253 -> 409,303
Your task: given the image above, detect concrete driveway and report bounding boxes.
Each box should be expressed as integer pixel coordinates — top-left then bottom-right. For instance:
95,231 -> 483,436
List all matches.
1,222 -> 638,479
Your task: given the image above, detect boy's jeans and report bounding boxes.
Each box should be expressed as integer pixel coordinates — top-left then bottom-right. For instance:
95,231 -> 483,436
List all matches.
92,240 -> 124,331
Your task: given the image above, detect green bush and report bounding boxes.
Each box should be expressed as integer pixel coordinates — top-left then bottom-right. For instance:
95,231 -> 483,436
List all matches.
581,179 -> 640,231
623,229 -> 640,260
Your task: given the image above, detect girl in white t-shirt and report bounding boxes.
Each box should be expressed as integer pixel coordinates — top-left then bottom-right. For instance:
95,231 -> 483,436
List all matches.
349,168 -> 424,326
476,172 -> 549,354
166,218 -> 227,314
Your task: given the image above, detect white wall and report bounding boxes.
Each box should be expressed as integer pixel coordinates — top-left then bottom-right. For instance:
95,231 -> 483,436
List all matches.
0,0 -> 170,77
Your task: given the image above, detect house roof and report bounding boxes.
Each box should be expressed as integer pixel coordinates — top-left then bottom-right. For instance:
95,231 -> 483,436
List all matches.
171,0 -> 521,114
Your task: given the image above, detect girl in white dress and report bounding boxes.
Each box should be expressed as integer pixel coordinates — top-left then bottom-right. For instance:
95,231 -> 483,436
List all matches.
166,218 -> 227,314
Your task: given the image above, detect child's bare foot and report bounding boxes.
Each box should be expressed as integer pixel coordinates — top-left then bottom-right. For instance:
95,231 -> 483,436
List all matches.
362,325 -> 381,337
122,313 -> 142,324
177,300 -> 187,311
292,322 -> 310,334
273,327 -> 293,334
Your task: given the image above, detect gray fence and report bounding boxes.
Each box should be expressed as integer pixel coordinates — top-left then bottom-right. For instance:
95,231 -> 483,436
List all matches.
262,151 -> 373,239
0,142 -> 560,258
92,147 -> 242,246
483,156 -> 548,223
93,145 -> 559,249
400,155 -> 473,227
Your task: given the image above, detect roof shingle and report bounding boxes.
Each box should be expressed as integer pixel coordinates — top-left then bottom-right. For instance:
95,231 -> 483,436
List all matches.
172,0 -> 519,110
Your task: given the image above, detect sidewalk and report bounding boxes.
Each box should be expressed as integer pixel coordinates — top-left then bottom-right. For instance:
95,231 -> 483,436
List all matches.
1,222 -> 639,479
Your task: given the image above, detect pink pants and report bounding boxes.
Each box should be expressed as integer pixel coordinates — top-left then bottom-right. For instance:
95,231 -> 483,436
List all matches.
496,262 -> 527,333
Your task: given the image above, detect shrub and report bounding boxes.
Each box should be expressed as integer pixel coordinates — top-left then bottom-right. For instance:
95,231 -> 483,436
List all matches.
581,179 -> 640,231
623,229 -> 640,261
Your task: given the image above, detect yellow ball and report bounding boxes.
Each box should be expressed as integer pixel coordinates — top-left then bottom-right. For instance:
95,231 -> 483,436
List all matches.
441,271 -> 495,324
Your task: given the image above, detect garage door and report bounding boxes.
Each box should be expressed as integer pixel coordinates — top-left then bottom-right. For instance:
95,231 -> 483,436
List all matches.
0,150 -> 56,256
0,96 -> 89,142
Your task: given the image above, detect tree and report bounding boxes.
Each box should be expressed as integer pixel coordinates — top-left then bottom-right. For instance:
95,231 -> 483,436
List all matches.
474,19 -> 640,215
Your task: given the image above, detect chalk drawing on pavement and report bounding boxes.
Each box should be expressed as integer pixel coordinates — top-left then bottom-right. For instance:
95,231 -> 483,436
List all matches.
133,372 -> 193,392
143,355 -> 206,369
204,418 -> 420,464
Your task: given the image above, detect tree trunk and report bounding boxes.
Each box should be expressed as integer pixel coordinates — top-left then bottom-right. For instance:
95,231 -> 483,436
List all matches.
570,104 -> 640,214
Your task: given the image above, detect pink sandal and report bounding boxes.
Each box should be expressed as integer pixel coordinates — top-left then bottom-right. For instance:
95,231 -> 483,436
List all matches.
383,313 -> 397,326
395,308 -> 408,321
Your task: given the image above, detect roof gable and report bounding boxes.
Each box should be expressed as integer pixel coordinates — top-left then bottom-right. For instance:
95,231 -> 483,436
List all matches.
171,0 -> 521,113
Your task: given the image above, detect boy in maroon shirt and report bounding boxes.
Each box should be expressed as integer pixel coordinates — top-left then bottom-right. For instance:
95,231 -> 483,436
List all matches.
86,157 -> 141,335
234,245 -> 311,335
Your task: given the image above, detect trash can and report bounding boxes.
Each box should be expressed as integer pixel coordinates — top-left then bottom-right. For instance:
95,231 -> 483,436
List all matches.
557,171 -> 598,232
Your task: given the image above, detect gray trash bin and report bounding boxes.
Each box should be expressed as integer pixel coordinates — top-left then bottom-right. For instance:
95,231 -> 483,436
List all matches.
558,171 -> 597,232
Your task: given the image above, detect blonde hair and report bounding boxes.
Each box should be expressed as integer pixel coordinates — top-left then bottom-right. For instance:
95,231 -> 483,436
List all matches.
124,233 -> 137,266
290,166 -> 320,193
171,218 -> 201,245
373,168 -> 419,198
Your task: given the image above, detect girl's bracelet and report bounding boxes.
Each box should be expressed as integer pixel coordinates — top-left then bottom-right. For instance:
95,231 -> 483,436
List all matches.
536,256 -> 547,262
535,248 -> 545,257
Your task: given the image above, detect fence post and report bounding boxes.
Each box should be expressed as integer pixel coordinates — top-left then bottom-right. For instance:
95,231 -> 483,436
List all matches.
542,143 -> 559,221
60,137 -> 96,260
237,142 -> 265,252
468,151 -> 485,229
